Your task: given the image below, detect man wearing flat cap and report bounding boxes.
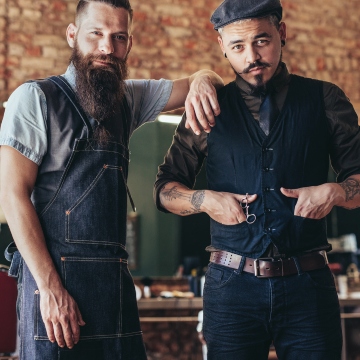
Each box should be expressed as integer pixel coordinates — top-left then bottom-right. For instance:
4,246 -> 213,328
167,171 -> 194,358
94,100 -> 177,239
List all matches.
155,0 -> 360,358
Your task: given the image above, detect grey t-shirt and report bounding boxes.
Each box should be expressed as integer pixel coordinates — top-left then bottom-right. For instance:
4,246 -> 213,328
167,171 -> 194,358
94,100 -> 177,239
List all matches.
0,65 -> 173,205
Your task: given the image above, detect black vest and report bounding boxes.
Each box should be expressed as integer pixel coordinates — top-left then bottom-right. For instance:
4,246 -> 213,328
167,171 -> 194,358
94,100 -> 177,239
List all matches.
207,75 -> 330,258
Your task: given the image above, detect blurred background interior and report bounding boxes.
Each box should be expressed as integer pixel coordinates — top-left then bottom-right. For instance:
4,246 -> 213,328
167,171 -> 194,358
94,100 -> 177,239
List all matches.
1,0 -> 360,359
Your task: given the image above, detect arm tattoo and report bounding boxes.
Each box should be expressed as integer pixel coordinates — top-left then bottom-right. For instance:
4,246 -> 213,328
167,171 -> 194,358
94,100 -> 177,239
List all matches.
180,210 -> 195,215
160,186 -> 191,202
191,190 -> 205,211
339,177 -> 360,202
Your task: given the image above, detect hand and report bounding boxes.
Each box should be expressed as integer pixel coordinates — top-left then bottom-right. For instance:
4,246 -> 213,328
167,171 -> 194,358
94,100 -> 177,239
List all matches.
185,74 -> 221,135
202,191 -> 257,225
39,286 -> 85,349
280,183 -> 342,219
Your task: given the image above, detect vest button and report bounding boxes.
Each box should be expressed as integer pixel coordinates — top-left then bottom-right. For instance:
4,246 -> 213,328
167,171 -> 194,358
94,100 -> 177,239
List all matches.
264,187 -> 270,192
264,167 -> 269,172
266,208 -> 272,213
267,227 -> 272,233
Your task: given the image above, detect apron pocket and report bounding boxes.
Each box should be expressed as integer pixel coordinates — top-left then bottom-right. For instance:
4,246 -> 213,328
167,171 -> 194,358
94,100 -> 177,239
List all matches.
65,165 -> 127,247
61,257 -> 122,339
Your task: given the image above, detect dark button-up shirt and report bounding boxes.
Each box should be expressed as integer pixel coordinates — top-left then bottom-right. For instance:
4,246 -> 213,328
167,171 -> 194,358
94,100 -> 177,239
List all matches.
154,62 -> 360,257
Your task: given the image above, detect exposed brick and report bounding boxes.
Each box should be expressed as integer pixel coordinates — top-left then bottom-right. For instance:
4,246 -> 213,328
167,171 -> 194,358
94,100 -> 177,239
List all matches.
0,0 -> 359,108
21,57 -> 55,70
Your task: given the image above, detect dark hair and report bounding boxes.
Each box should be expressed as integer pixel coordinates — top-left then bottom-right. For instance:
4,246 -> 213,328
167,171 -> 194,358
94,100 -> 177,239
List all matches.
76,0 -> 133,24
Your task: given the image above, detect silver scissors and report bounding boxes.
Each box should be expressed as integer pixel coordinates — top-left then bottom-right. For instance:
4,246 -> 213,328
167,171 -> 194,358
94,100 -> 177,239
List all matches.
241,193 -> 256,224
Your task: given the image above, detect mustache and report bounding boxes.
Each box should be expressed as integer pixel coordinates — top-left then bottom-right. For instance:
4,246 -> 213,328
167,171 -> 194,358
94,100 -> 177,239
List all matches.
87,54 -> 123,70
239,60 -> 271,74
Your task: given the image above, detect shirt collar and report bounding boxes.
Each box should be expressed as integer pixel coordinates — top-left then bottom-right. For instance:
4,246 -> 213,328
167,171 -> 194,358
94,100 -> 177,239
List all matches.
235,62 -> 290,96
62,63 -> 77,91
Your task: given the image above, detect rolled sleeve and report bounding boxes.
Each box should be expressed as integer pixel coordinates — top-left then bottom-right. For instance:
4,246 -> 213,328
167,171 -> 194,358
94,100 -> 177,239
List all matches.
0,83 -> 47,165
324,82 -> 360,182
154,113 -> 207,212
125,78 -> 173,135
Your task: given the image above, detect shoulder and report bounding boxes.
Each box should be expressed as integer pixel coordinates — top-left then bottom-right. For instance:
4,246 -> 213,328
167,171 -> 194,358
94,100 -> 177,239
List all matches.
124,78 -> 173,98
217,81 -> 237,101
290,74 -> 324,88
7,81 -> 45,102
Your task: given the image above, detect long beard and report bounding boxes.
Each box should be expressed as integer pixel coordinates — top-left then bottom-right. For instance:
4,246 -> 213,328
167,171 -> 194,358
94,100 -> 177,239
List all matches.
70,44 -> 129,144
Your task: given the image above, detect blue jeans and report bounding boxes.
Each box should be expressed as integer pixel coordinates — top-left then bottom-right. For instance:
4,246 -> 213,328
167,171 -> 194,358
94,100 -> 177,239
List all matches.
203,261 -> 342,360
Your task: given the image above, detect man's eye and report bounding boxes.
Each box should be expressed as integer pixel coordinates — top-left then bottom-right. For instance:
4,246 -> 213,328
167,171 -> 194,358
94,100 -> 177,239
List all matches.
233,45 -> 243,50
257,40 -> 269,46
114,35 -> 126,41
92,31 -> 102,36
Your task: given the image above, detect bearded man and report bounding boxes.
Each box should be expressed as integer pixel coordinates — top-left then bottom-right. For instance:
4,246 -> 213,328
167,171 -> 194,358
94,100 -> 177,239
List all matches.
154,0 -> 360,359
0,0 -> 223,359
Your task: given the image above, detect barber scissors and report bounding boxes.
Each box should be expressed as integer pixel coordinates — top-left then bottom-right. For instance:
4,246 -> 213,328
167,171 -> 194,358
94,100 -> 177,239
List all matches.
241,193 -> 256,224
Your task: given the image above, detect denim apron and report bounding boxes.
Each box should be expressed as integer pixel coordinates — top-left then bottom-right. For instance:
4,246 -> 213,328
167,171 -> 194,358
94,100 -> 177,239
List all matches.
7,76 -> 147,359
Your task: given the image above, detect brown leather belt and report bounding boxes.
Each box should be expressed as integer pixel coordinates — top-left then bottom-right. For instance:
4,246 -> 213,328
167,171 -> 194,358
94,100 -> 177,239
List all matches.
209,250 -> 328,277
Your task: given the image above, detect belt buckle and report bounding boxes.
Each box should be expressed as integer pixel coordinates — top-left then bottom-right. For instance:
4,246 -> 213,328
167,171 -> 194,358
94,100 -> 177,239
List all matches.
254,259 -> 263,277
254,258 -> 284,277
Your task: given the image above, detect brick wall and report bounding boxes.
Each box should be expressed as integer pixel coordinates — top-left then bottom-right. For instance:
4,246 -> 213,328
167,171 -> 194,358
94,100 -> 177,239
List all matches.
0,0 -> 359,112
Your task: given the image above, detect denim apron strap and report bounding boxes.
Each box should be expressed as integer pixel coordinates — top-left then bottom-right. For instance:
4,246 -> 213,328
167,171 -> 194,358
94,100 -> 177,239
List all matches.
48,76 -> 94,138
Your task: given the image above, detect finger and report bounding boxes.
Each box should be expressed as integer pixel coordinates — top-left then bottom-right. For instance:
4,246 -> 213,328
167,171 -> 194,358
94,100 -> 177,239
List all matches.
189,96 -> 211,133
53,322 -> 66,348
198,96 -> 216,127
185,101 -> 201,135
193,103 -> 212,133
236,211 -> 247,223
234,193 -> 257,203
69,316 -> 80,345
61,319 -> 75,349
280,187 -> 300,198
44,319 -> 56,343
76,306 -> 86,326
207,92 -> 221,119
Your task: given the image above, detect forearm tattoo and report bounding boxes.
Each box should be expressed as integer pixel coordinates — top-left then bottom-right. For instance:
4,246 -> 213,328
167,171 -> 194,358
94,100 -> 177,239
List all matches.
339,177 -> 360,202
191,190 -> 205,211
161,186 -> 191,202
161,186 -> 205,214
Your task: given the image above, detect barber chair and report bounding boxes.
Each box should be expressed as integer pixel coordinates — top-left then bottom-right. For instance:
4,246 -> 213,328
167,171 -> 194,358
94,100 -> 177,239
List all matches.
0,265 -> 17,357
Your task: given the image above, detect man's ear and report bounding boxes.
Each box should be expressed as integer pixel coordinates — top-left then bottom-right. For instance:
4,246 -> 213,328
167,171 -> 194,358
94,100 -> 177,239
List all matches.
279,22 -> 287,45
66,23 -> 78,48
218,36 -> 226,58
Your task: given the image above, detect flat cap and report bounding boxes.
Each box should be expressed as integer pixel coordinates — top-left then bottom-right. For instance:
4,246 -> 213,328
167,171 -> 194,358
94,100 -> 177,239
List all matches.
211,0 -> 282,30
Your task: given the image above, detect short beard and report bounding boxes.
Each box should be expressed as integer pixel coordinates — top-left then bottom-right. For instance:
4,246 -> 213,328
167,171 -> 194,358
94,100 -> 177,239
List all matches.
234,52 -> 282,92
70,43 -> 129,144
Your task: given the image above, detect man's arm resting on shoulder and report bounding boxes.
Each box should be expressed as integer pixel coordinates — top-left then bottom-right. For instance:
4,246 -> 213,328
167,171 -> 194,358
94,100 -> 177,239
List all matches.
159,181 -> 256,225
0,146 -> 84,349
280,174 -> 360,219
163,70 -> 224,135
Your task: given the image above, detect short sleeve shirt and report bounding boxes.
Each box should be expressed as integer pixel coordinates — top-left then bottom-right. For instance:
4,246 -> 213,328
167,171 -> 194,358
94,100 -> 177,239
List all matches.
0,64 -> 173,166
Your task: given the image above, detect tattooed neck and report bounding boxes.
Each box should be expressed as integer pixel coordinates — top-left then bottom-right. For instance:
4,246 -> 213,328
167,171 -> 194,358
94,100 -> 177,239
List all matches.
339,177 -> 360,202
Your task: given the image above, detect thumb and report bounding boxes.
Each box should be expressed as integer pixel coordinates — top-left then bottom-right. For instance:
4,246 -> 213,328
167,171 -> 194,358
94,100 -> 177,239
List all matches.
280,187 -> 300,198
235,193 -> 257,203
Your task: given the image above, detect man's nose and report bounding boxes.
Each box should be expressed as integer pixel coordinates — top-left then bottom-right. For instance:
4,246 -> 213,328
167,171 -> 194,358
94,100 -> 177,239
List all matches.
245,46 -> 260,64
99,37 -> 114,55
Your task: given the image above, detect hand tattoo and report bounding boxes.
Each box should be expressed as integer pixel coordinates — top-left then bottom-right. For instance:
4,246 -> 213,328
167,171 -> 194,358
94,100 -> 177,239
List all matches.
339,177 -> 360,202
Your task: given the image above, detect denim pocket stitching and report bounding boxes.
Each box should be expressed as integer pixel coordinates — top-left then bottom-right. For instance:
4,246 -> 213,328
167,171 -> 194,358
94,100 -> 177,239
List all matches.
65,165 -> 126,246
302,268 -> 336,291
204,265 -> 236,291
39,140 -> 80,218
